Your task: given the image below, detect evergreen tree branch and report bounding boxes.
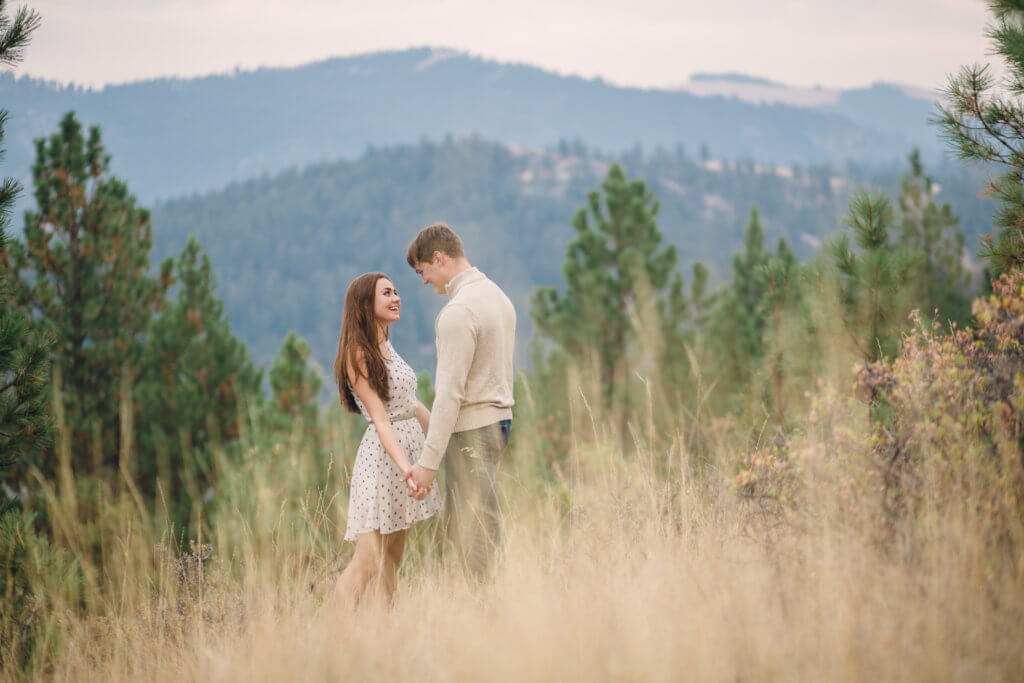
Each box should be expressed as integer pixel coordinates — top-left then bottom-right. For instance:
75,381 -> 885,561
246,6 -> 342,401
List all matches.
0,1 -> 40,68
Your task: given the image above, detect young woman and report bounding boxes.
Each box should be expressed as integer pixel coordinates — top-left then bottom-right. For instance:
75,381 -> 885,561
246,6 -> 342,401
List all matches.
332,272 -> 441,607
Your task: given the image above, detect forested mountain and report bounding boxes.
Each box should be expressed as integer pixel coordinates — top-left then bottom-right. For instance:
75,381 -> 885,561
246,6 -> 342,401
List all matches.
3,47 -> 936,204
149,137 -> 990,376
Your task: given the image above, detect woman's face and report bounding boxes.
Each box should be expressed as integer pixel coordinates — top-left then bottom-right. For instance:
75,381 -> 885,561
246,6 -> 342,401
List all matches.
373,277 -> 401,324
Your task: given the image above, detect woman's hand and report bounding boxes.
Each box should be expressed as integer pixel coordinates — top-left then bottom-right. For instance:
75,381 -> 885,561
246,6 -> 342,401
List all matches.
400,466 -> 429,500
399,463 -> 426,499
350,360 -> 426,498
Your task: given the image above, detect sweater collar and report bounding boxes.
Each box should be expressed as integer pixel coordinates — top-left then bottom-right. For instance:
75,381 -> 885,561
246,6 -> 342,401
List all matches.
445,267 -> 484,300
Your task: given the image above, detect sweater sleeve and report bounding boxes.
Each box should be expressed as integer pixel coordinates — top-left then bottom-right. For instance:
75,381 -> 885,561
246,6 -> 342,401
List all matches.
419,305 -> 476,469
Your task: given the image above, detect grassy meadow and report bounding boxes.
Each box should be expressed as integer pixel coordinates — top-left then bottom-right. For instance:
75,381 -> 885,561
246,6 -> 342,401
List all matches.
10,1 -> 1024,679
4,278 -> 1023,683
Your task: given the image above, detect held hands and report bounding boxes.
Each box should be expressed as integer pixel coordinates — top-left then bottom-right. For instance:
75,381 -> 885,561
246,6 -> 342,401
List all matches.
401,464 -> 437,500
399,462 -> 432,499
399,464 -> 426,499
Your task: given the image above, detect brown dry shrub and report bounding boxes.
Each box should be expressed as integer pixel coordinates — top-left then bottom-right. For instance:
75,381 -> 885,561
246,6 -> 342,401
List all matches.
860,272 -> 1024,563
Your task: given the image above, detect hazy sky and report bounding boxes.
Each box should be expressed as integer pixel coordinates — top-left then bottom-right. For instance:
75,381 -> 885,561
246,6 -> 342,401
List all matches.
15,0 -> 996,91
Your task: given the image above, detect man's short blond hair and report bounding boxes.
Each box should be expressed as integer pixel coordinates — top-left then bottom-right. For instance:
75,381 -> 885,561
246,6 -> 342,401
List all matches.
406,222 -> 465,267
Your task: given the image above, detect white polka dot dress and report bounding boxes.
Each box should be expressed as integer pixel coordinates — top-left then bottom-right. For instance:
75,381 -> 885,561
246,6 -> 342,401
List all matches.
344,340 -> 442,540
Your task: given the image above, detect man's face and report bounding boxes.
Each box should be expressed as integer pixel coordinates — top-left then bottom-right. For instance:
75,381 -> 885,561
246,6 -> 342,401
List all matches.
414,253 -> 447,295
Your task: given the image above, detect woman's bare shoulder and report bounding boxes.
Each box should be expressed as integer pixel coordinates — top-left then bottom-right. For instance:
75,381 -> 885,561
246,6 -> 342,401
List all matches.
346,346 -> 368,384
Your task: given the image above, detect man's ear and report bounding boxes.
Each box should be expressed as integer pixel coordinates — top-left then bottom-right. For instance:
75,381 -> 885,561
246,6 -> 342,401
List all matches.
433,251 -> 445,267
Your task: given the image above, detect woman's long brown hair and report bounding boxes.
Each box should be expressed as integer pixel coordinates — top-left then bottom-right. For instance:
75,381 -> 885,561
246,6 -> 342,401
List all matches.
335,272 -> 392,413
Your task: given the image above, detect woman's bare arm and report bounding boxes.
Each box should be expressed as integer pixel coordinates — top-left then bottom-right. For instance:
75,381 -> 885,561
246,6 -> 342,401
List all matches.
415,400 -> 431,434
349,355 -> 414,478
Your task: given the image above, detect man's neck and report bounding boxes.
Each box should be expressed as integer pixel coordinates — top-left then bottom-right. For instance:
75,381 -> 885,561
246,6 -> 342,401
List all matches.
444,259 -> 473,285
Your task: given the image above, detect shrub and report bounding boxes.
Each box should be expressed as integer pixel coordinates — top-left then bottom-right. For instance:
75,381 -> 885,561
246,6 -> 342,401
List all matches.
859,272 -> 1024,554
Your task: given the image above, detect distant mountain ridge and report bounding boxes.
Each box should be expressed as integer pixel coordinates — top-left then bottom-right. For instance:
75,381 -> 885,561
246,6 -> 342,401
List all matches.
2,47 -> 941,204
676,75 -> 937,148
690,73 -> 784,86
148,137 -> 990,375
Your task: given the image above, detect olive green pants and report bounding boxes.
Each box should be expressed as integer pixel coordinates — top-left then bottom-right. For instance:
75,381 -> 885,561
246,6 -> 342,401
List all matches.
441,420 -> 511,580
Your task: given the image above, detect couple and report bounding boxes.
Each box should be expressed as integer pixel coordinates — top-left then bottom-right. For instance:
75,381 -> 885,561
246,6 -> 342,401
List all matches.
331,222 -> 516,606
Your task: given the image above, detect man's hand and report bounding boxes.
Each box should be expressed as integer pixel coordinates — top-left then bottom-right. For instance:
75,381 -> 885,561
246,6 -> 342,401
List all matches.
403,464 -> 437,499
399,465 -> 425,499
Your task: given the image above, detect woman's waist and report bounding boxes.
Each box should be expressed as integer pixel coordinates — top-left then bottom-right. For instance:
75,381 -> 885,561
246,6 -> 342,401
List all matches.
364,413 -> 417,427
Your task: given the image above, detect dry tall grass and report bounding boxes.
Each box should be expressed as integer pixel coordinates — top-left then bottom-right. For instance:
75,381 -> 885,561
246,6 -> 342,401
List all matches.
4,354 -> 1022,683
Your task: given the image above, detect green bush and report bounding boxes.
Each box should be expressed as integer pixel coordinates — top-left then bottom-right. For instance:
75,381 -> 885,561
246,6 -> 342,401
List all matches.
0,508 -> 84,671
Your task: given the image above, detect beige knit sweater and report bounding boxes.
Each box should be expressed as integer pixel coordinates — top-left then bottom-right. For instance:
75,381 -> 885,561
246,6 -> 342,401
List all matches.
419,267 -> 516,470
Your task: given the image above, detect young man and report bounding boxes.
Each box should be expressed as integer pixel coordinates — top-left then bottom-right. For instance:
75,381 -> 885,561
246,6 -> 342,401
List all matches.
403,222 -> 515,579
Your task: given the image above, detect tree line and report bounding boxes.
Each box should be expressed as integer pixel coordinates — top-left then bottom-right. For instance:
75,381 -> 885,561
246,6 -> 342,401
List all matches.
147,134 -> 995,373
528,152 -> 972,430
2,0 -> 1017,540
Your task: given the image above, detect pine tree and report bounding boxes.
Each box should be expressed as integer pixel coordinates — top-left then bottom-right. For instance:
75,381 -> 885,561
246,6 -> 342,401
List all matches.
5,112 -> 171,477
936,0 -> 1024,272
0,0 -> 47,495
688,261 -> 713,329
896,149 -> 971,326
707,207 -> 769,397
759,236 -> 807,423
530,163 -> 692,404
267,331 -> 320,430
0,225 -> 52,488
663,259 -> 713,394
826,191 -> 917,362
0,6 -> 85,670
136,236 -> 260,518
706,206 -> 807,416
0,0 -> 37,69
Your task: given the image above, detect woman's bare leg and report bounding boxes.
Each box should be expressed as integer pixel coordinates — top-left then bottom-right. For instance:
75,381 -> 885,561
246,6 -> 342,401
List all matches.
332,531 -> 383,610
376,529 -> 409,605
